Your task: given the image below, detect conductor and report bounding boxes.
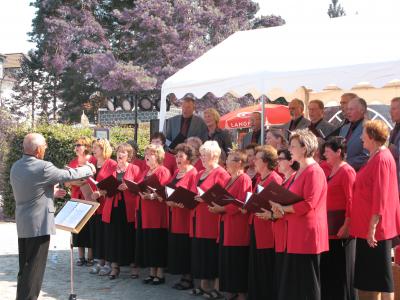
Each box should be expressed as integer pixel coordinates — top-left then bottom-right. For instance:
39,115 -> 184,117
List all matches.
10,133 -> 95,300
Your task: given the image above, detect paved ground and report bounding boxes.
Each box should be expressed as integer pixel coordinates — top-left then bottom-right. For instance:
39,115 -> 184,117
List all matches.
0,222 -> 197,300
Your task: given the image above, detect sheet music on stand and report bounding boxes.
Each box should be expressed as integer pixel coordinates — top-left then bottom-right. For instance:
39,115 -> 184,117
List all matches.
55,198 -> 99,234
55,198 -> 99,300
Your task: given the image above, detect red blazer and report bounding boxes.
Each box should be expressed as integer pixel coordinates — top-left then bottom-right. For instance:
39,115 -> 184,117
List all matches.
93,159 -> 117,215
274,173 -> 295,253
327,163 -> 356,239
251,171 -> 283,249
140,166 -> 171,229
68,156 -> 96,199
102,163 -> 142,224
169,167 -> 198,234
319,160 -> 332,177
190,166 -> 230,239
350,149 -> 400,240
164,152 -> 177,175
220,173 -> 252,246
286,163 -> 329,254
193,159 -> 205,172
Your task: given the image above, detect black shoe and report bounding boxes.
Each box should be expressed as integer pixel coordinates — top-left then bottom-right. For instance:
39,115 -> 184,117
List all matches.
152,276 -> 165,285
143,276 -> 155,284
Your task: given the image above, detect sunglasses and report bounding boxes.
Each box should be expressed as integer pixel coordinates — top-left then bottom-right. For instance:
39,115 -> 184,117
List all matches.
75,144 -> 83,147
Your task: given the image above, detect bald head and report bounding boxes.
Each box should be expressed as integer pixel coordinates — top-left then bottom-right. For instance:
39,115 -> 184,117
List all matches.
23,133 -> 46,156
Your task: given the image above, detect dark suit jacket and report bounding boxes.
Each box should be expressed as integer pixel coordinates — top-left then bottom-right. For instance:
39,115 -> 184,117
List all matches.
240,130 -> 262,149
389,125 -> 400,187
339,120 -> 369,171
311,119 -> 336,138
281,116 -> 311,140
164,114 -> 208,148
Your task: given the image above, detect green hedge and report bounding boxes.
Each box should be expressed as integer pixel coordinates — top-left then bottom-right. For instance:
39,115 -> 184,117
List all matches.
1,123 -> 150,218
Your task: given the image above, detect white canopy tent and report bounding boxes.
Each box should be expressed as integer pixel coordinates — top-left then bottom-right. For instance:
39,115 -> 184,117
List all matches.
159,14 -> 400,130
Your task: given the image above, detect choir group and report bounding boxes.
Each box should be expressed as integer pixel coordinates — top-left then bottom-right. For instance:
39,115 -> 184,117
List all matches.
66,95 -> 400,300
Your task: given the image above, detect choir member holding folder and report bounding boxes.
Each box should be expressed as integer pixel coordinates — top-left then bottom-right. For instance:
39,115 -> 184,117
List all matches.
350,120 -> 400,300
208,150 -> 252,300
137,144 -> 171,285
66,137 -> 96,267
273,149 -> 299,293
270,129 -> 328,300
165,143 -> 198,290
248,145 -> 282,300
102,143 -> 143,279
190,141 -> 230,298
89,138 -> 117,276
320,137 -> 356,300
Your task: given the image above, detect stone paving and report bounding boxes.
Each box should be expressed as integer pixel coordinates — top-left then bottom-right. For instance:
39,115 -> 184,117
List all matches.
0,222 -> 196,300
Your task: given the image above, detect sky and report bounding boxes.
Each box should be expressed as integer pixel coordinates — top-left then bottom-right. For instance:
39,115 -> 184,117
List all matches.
1,0 -> 399,54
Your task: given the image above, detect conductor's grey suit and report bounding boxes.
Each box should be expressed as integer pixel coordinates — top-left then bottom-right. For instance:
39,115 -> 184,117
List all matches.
10,154 -> 93,300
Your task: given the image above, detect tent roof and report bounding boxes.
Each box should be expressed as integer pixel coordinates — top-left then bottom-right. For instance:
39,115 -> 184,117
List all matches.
161,14 -> 400,101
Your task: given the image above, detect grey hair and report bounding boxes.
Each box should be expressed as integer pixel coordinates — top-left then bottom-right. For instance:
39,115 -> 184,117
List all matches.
23,133 -> 46,154
199,140 -> 221,160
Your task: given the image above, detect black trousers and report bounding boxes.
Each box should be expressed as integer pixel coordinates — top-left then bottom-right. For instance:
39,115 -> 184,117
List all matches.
17,235 -> 50,300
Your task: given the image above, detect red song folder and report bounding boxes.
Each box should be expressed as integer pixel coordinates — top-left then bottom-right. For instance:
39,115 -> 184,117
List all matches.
201,183 -> 244,207
166,186 -> 199,209
95,175 -> 121,197
327,210 -> 346,235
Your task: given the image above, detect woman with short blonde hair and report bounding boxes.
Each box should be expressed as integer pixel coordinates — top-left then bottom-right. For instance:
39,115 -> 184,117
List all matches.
90,138 -> 117,276
270,129 -> 328,300
203,109 -> 233,160
350,120 -> 400,300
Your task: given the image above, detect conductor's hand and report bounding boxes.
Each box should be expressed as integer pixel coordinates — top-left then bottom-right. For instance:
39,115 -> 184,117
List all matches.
54,185 -> 67,198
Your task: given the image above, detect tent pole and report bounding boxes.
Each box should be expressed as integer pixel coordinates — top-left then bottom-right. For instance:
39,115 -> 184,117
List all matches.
260,95 -> 265,145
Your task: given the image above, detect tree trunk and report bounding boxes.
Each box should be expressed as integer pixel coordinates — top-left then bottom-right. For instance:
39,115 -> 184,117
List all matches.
31,80 -> 35,128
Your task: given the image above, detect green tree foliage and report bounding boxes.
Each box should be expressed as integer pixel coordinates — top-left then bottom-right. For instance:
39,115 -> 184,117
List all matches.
1,123 -> 150,217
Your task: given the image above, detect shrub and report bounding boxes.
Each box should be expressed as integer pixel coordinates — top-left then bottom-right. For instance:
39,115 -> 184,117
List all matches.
1,123 -> 150,218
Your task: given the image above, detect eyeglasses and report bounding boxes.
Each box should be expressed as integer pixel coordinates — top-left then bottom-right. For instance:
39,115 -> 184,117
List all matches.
75,144 -> 83,147
277,157 -> 288,161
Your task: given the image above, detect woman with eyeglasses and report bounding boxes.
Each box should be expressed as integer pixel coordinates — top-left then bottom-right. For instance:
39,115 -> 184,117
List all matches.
102,143 -> 143,279
320,136 -> 356,300
247,145 -> 282,300
89,138 -> 117,276
270,129 -> 329,300
66,137 -> 97,267
208,150 -> 252,300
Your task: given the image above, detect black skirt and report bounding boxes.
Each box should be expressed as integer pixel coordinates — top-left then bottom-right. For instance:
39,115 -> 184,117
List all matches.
354,238 -> 394,293
218,222 -> 249,293
248,224 -> 275,300
191,237 -> 219,280
104,198 -> 135,266
275,252 -> 321,300
168,232 -> 191,274
72,215 -> 93,248
91,214 -> 105,260
320,239 -> 356,300
134,201 -> 168,268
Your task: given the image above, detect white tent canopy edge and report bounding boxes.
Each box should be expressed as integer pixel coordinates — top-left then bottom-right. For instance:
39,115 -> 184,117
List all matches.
159,14 -> 400,130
